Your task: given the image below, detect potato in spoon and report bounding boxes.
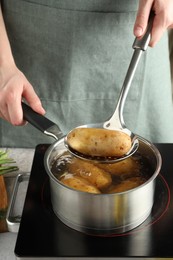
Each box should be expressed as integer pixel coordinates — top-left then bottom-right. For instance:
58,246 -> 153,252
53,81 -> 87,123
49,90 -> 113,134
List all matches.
67,128 -> 132,158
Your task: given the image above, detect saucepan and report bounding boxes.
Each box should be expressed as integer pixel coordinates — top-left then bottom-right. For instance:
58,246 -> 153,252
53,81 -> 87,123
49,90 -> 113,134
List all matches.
44,135 -> 161,235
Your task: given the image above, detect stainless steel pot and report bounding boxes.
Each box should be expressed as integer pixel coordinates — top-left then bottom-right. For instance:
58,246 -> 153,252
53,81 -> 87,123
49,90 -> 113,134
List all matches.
44,136 -> 162,235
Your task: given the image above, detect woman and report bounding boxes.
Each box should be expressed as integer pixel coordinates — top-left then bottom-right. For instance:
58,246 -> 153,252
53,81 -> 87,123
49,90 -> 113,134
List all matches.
0,0 -> 173,147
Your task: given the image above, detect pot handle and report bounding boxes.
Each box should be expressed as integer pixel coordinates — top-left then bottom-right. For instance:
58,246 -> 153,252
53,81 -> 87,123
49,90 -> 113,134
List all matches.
22,102 -> 63,140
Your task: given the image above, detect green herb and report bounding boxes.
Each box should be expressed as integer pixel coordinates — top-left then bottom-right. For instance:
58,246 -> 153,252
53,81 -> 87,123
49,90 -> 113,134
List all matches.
0,150 -> 18,175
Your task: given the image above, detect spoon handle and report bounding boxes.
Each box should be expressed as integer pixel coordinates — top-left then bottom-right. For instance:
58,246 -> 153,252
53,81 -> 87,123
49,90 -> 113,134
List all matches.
105,11 -> 155,130
133,11 -> 155,51
22,102 -> 63,140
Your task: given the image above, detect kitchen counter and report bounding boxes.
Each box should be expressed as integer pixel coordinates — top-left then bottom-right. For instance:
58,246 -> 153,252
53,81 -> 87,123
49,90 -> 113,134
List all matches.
0,148 -> 35,260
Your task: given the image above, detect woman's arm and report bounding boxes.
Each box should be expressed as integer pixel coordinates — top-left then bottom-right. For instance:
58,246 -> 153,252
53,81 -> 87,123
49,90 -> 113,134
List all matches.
0,5 -> 15,66
0,5 -> 45,125
134,0 -> 173,47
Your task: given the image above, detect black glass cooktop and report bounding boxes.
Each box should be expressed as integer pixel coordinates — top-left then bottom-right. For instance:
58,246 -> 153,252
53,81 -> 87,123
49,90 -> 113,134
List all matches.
15,144 -> 173,259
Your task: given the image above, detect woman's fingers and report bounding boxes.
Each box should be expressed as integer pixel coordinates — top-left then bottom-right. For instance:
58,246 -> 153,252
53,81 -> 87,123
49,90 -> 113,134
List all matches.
134,0 -> 153,38
22,81 -> 45,115
0,64 -> 45,125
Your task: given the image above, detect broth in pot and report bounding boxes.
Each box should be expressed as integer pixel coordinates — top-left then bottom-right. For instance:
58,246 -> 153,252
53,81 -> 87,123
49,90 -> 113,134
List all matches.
51,151 -> 153,194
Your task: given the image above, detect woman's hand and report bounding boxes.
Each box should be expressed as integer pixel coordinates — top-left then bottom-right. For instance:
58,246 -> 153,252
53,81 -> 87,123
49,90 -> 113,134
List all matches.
0,6 -> 45,126
134,0 -> 173,46
0,62 -> 45,126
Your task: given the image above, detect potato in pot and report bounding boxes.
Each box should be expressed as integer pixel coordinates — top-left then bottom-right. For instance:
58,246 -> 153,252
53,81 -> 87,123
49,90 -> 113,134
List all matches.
68,158 -> 112,190
97,157 -> 141,177
107,177 -> 145,193
61,174 -> 101,194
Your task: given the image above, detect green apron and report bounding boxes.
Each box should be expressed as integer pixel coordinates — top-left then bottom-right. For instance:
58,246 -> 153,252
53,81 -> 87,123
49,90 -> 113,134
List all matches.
1,0 -> 173,147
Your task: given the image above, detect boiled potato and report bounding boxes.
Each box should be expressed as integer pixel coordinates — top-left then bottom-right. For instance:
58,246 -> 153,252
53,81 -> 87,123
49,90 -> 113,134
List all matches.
67,128 -> 132,157
61,175 -> 101,194
97,157 -> 141,177
107,177 -> 145,193
68,158 -> 112,190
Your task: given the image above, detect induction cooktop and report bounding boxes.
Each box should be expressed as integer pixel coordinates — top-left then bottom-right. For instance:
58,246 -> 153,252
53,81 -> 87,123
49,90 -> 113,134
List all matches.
14,144 -> 173,259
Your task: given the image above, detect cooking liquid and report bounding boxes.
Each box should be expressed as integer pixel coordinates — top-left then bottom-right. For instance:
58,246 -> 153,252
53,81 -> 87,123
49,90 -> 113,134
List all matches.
51,151 -> 153,194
